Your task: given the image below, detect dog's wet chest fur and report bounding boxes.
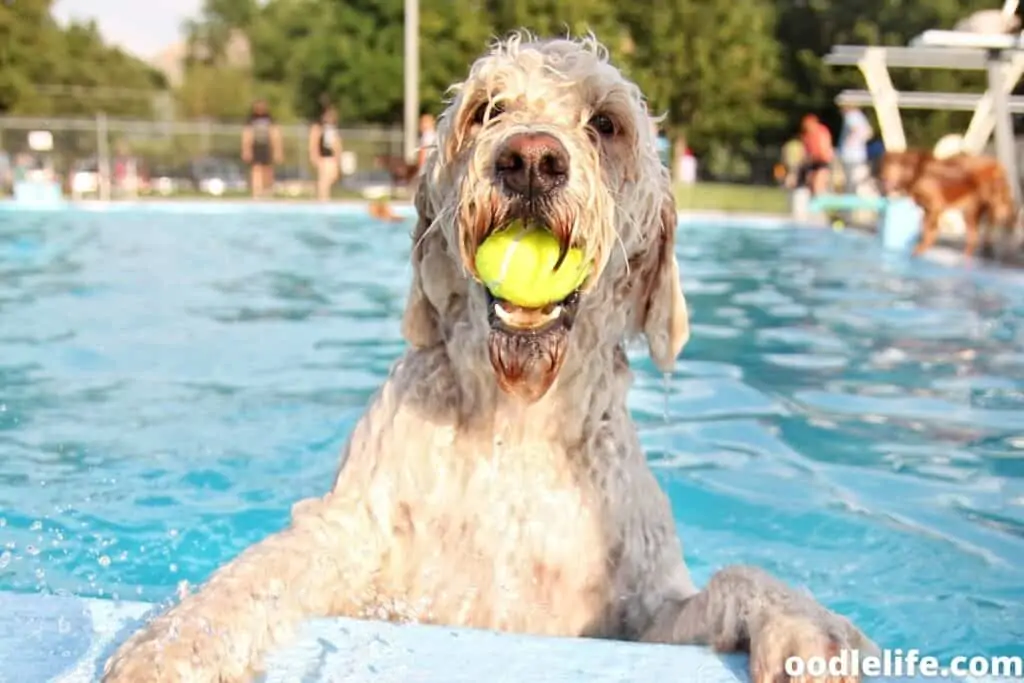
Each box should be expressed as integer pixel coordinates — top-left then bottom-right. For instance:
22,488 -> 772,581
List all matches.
359,436 -> 620,637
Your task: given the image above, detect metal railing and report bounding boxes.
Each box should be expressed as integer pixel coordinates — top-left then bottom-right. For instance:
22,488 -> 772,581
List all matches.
0,115 -> 405,199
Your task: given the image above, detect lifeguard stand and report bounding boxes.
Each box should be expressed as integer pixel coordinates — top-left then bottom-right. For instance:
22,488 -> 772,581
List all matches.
806,1 -> 1024,251
826,0 -> 1024,204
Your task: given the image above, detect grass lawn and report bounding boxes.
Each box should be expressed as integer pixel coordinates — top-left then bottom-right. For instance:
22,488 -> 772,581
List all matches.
674,182 -> 789,214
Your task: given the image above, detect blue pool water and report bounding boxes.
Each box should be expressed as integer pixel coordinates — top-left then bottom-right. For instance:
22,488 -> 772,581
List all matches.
0,207 -> 1022,663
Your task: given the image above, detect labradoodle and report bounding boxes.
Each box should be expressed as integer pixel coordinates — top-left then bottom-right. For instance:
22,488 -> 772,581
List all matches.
103,34 -> 875,683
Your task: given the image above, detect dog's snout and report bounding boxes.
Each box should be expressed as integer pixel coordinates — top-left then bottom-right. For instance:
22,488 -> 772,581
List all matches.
494,133 -> 569,198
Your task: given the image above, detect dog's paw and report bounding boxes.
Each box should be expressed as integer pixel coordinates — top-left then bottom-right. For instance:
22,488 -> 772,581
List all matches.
102,617 -> 248,683
749,610 -> 877,683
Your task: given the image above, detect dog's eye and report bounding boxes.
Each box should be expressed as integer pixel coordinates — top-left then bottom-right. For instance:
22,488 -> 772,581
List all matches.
588,113 -> 617,138
471,101 -> 504,126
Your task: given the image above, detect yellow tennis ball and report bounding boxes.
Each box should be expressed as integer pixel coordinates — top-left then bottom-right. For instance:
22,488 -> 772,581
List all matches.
474,221 -> 590,308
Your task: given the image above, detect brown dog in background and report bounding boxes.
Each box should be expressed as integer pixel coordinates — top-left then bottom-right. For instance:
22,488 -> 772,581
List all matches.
376,154 -> 421,186
879,149 -> 1018,257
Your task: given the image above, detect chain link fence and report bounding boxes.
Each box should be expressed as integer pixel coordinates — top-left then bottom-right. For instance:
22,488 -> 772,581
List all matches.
0,116 -> 405,199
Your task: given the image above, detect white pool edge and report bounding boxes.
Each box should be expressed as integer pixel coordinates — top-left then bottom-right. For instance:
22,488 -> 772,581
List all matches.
0,198 -> 801,226
2,591 -> 993,683
1,591 -> 751,683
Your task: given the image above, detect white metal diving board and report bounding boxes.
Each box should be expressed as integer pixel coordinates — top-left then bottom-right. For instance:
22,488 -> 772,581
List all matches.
910,30 -> 1024,49
837,89 -> 1024,112
826,45 -> 1000,70
823,31 -> 1024,205
826,45 -> 1024,154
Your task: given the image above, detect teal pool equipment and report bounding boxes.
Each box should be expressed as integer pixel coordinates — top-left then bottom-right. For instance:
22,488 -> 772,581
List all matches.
808,194 -> 922,252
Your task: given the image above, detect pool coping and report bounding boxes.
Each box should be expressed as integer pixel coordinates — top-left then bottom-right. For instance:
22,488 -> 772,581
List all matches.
0,591 -> 753,683
1,591 -> 989,683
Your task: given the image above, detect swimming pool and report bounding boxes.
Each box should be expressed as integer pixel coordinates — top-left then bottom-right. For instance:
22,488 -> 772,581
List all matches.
0,205 -> 1021,664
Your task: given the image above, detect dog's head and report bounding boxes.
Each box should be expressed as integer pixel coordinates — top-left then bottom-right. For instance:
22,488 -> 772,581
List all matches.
402,34 -> 688,403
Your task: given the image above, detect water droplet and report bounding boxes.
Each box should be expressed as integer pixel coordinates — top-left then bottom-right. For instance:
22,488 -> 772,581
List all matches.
57,616 -> 70,634
29,521 -> 42,532
98,555 -> 111,568
169,563 -> 178,573
661,372 -> 671,422
0,551 -> 11,569
26,545 -> 40,556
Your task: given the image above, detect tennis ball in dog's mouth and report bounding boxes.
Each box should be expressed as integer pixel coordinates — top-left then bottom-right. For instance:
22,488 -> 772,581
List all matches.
474,221 -> 590,309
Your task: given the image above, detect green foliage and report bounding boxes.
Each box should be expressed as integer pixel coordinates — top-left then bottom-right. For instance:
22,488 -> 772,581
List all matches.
3,0 -> 1022,164
618,0 -> 783,155
485,0 -> 621,39
419,0 -> 495,114
0,0 -> 163,116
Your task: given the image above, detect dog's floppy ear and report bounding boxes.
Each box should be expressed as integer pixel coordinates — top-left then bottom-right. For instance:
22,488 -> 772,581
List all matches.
401,176 -> 443,349
641,192 -> 690,372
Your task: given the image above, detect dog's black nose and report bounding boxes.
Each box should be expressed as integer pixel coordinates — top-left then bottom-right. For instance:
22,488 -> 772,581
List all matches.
494,133 -> 569,198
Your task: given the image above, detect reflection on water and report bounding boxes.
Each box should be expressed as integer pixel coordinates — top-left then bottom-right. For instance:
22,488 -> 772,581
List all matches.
1,212 -> 1022,659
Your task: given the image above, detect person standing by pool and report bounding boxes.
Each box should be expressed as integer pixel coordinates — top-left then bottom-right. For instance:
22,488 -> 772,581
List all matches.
799,113 -> 834,197
778,137 -> 806,188
417,113 -> 437,173
241,99 -> 282,199
308,101 -> 342,202
838,103 -> 874,195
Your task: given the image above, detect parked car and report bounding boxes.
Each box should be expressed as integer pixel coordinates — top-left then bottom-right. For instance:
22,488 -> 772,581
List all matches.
274,166 -> 312,198
340,169 -> 395,199
69,157 -> 101,197
147,165 -> 191,197
187,158 -> 247,196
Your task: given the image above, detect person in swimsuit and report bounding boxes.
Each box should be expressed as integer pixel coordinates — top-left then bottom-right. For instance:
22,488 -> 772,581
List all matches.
417,113 -> 436,172
308,102 -> 342,202
241,99 -> 282,198
798,113 -> 834,196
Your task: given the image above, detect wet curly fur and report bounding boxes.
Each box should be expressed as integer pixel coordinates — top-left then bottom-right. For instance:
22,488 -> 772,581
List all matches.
103,33 -> 876,683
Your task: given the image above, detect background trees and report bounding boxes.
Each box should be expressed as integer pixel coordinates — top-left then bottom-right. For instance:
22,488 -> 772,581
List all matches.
0,0 -> 1015,158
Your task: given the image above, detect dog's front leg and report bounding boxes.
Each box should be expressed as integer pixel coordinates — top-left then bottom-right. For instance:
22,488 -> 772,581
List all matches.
102,493 -> 381,683
642,565 -> 876,683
